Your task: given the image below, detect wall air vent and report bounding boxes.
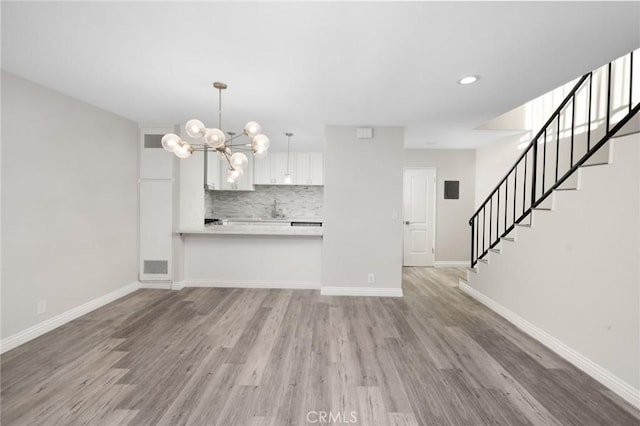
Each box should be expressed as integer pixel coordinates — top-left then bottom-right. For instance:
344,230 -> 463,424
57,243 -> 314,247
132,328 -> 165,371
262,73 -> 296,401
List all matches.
144,134 -> 164,148
356,128 -> 373,139
144,260 -> 168,274
444,181 -> 460,200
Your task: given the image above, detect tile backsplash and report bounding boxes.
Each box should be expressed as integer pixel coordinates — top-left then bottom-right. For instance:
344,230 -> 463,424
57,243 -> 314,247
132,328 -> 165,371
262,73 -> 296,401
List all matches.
205,185 -> 323,219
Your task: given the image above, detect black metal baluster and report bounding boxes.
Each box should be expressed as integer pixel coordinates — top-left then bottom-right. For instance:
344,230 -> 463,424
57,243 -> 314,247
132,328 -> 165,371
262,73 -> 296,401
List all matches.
513,166 -> 517,224
482,207 -> 486,255
504,177 -> 508,231
606,61 -> 612,132
555,117 -> 560,182
587,72 -> 593,150
629,51 -> 634,111
522,152 -> 527,215
476,215 -> 479,264
543,130 -> 547,193
497,187 -> 501,238
531,138 -> 538,207
489,197 -> 493,246
570,94 -> 575,167
470,218 -> 475,267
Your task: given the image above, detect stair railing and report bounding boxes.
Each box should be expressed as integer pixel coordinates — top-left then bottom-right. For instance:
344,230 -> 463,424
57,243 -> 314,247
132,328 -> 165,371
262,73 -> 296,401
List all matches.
470,49 -> 640,268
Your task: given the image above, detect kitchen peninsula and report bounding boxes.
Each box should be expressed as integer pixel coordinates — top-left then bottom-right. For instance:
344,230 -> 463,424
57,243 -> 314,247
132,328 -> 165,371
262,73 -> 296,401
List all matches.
173,157 -> 324,290
176,224 -> 322,289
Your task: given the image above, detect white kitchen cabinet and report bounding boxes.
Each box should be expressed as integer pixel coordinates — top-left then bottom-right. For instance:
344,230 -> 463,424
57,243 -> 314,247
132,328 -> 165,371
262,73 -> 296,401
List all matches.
273,152 -> 293,185
309,152 -> 324,185
295,152 -> 324,185
253,152 -> 293,185
205,150 -> 221,190
295,153 -> 310,185
254,152 -> 323,186
217,154 -> 255,190
254,155 -> 273,184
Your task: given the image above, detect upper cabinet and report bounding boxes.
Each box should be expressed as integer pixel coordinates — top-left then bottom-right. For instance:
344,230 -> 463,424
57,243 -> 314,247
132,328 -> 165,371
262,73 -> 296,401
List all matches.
273,152 -> 293,185
296,152 -> 324,185
254,155 -> 274,185
205,150 -> 221,190
206,150 -> 255,191
255,152 -> 323,185
255,152 -> 292,185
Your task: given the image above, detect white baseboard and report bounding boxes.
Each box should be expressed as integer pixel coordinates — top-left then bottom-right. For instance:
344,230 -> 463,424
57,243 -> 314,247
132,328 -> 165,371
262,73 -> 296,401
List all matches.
0,281 -> 140,354
320,286 -> 403,297
459,281 -> 640,409
434,261 -> 470,267
179,279 -> 320,290
139,282 -> 172,290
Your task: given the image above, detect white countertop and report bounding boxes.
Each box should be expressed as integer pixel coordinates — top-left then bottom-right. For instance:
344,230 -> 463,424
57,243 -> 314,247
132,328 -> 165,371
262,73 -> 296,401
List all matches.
178,223 -> 323,237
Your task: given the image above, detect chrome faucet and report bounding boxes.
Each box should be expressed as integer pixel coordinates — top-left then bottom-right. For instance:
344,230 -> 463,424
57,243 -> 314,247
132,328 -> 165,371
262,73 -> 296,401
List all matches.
271,199 -> 286,218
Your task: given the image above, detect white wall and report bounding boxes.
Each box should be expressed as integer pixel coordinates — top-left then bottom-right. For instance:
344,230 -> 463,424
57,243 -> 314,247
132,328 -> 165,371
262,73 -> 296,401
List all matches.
1,72 -> 138,338
404,149 -> 476,263
474,133 -> 524,207
467,133 -> 640,403
322,126 -> 404,294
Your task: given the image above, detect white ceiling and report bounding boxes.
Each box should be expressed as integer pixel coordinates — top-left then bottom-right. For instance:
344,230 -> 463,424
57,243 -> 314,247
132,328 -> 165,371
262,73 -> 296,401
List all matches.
2,2 -> 639,151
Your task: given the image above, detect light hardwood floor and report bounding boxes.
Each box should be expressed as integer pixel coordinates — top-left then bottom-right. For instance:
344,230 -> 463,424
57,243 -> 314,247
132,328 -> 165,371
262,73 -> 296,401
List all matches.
2,268 -> 639,425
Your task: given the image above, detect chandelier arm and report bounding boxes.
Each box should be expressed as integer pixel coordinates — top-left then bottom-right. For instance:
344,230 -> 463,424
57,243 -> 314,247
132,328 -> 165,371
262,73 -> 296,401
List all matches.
225,141 -> 251,147
227,132 -> 248,144
221,150 -> 235,171
186,143 -> 211,151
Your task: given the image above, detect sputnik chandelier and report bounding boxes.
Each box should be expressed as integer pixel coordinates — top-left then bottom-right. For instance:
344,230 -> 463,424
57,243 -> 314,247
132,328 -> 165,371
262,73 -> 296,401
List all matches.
160,82 -> 270,182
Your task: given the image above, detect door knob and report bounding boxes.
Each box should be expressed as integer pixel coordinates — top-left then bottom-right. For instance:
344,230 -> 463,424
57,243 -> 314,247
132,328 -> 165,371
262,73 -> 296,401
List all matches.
404,221 -> 411,225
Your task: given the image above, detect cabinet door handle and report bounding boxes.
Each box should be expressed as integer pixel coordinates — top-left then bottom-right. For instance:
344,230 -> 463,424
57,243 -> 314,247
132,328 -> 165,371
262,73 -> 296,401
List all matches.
404,221 -> 411,225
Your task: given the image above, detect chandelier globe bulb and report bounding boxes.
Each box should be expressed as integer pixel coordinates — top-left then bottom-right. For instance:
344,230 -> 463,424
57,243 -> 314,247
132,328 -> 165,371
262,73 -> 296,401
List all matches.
185,119 -> 206,138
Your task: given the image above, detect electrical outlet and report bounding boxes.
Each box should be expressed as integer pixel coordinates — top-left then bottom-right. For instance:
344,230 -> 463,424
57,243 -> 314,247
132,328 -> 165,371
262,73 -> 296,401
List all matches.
36,300 -> 47,315
368,273 -> 375,284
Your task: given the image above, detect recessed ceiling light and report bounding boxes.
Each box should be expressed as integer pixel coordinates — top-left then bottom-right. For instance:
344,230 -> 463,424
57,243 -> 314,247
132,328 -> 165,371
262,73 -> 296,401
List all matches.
458,75 -> 479,85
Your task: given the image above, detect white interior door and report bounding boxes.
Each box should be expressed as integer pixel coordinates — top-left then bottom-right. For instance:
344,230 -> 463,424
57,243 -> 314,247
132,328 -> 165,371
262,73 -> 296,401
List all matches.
403,168 -> 436,266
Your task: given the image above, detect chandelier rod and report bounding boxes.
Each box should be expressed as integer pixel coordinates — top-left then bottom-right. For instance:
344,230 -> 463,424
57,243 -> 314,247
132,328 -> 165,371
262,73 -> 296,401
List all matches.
218,85 -> 222,130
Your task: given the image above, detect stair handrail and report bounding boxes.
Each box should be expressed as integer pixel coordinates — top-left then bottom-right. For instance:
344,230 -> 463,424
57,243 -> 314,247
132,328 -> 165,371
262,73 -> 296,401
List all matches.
469,50 -> 639,268
470,73 -> 590,220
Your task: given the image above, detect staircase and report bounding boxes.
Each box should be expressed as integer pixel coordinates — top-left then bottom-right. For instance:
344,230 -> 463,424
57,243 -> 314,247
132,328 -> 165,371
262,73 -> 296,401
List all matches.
467,49 -> 639,273
460,49 -> 640,409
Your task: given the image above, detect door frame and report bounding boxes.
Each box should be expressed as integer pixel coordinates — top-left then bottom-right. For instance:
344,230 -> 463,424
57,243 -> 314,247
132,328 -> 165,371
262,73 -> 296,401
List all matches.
402,167 -> 437,267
